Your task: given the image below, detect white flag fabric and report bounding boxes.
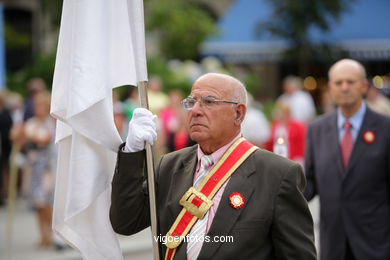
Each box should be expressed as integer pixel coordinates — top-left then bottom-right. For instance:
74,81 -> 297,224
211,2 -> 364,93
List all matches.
50,0 -> 147,259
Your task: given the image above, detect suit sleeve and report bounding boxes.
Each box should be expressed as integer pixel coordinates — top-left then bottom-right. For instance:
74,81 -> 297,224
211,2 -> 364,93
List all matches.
303,124 -> 317,201
109,145 -> 151,235
387,123 -> 390,203
272,163 -> 317,260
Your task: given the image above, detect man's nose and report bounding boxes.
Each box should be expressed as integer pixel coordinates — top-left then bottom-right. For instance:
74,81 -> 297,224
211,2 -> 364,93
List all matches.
190,100 -> 203,115
340,82 -> 350,91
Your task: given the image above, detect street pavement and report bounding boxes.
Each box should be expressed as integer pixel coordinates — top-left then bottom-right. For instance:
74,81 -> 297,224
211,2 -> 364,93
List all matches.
0,199 -> 153,260
1,197 -> 320,260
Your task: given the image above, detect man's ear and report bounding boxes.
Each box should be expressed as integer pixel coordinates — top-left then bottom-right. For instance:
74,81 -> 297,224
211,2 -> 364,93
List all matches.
234,104 -> 246,125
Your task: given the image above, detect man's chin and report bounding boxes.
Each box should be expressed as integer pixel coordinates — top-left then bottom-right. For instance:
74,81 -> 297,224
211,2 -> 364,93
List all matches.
189,132 -> 207,143
338,100 -> 358,109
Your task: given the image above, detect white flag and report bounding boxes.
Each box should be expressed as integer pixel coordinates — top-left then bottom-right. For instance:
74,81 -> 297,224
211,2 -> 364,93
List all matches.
50,0 -> 147,259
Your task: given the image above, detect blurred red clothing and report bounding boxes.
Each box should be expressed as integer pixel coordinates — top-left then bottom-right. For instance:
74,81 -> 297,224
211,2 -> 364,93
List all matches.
265,120 -> 306,162
160,107 -> 191,151
173,130 -> 189,151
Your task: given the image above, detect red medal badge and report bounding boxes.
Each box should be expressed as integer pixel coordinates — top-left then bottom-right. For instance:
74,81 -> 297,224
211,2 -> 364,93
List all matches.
363,130 -> 376,144
229,192 -> 245,209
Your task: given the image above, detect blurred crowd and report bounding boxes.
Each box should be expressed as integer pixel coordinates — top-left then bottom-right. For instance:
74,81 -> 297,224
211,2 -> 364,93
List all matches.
0,78 -> 64,250
1,71 -> 390,252
111,73 -> 390,169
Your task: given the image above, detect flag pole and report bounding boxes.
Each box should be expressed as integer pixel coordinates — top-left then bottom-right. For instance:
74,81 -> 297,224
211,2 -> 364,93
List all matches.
6,142 -> 20,248
137,81 -> 160,260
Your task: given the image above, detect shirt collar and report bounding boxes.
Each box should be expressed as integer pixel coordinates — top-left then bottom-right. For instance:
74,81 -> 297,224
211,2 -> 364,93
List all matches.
197,133 -> 242,166
337,101 -> 366,131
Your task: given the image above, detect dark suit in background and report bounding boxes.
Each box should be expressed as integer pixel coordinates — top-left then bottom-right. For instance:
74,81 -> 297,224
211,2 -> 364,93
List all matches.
304,107 -> 390,260
111,144 -> 316,260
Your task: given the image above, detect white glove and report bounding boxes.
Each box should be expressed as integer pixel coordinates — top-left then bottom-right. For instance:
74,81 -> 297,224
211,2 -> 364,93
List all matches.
124,108 -> 157,152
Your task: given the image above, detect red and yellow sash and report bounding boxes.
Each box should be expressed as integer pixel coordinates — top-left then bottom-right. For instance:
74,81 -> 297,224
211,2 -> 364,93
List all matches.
164,138 -> 258,260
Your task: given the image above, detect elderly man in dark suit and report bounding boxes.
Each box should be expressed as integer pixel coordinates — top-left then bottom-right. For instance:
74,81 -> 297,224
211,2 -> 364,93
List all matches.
110,73 -> 316,260
304,59 -> 390,260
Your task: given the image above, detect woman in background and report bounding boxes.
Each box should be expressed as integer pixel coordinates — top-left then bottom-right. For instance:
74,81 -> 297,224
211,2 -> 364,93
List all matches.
265,101 -> 306,165
24,91 -> 55,247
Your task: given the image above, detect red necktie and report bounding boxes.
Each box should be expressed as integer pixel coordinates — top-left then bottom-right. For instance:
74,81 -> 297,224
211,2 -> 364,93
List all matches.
341,121 -> 353,168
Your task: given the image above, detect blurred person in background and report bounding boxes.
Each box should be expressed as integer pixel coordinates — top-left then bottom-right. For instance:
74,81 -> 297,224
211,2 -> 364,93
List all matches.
23,78 -> 46,122
241,93 -> 270,148
366,83 -> 390,116
277,75 -> 316,124
147,76 -> 169,158
304,59 -> 390,260
24,91 -> 56,247
319,88 -> 336,114
160,89 -> 194,152
147,76 -> 169,115
6,92 -> 24,125
264,101 -> 306,164
4,92 -> 25,198
123,87 -> 139,121
0,92 -> 13,206
113,90 -> 127,140
8,92 -> 29,197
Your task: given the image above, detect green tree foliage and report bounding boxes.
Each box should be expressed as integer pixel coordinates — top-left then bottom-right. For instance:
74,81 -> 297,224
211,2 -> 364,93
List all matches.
259,0 -> 355,75
6,0 -> 63,94
7,53 -> 193,97
40,0 -> 63,27
6,0 -> 216,95
260,0 -> 353,45
146,0 -> 217,60
7,52 -> 56,96
5,24 -> 31,50
147,56 -> 192,94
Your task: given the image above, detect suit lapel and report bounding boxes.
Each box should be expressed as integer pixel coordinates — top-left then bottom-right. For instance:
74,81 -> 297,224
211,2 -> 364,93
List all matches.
167,146 -> 198,219
174,240 -> 188,259
165,146 -> 197,259
326,112 -> 344,176
198,155 -> 256,259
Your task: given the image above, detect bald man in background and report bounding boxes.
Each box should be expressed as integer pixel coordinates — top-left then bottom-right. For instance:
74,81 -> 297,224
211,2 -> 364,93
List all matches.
304,59 -> 390,260
110,73 -> 316,259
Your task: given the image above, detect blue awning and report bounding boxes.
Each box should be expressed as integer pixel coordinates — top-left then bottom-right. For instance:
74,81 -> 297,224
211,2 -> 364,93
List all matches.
201,0 -> 390,63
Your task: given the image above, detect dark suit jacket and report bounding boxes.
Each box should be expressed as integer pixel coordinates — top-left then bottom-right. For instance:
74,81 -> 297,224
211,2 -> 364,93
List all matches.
304,107 -> 390,260
110,144 -> 316,260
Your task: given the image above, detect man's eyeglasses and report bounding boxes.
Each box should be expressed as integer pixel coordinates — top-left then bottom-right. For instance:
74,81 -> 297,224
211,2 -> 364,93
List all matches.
181,96 -> 239,110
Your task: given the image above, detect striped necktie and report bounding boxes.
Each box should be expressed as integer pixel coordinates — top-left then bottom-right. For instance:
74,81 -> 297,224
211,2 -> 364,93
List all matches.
187,155 -> 213,260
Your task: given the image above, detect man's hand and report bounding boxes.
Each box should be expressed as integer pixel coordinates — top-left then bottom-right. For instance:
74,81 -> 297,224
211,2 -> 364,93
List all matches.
124,108 -> 157,152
